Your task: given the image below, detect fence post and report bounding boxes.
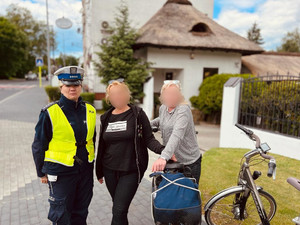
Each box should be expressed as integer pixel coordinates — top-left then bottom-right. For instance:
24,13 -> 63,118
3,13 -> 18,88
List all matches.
142,75 -> 154,119
219,77 -> 242,147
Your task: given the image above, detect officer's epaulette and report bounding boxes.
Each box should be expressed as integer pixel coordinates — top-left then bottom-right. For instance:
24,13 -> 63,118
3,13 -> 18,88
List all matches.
82,101 -> 91,105
41,101 -> 59,111
82,101 -> 94,107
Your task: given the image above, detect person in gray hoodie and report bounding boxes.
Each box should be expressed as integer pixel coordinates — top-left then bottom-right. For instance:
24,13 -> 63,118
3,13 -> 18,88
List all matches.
151,80 -> 202,184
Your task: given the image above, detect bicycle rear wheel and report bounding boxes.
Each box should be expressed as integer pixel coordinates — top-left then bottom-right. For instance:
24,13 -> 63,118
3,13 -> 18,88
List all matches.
205,188 -> 276,225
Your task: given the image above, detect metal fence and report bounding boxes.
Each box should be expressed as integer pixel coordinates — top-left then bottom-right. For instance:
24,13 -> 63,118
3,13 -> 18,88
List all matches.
238,75 -> 300,138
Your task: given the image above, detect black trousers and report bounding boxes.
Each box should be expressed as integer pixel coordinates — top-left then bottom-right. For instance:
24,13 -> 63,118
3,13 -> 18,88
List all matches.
103,167 -> 139,225
47,166 -> 94,225
185,155 -> 202,184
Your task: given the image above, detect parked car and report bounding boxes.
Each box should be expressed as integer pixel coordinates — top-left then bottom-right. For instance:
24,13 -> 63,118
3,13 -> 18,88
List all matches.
25,72 -> 37,80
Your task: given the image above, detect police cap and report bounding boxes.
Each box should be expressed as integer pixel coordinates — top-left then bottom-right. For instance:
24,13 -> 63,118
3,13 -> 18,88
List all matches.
54,66 -> 84,86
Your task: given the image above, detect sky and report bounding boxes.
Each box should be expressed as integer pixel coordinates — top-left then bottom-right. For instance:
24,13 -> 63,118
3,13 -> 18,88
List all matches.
0,0 -> 83,58
0,0 -> 299,58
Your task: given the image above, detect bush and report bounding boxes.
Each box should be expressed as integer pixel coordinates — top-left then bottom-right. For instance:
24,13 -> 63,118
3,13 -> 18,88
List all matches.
80,92 -> 95,104
102,98 -> 111,110
190,74 -> 252,120
44,86 -> 60,102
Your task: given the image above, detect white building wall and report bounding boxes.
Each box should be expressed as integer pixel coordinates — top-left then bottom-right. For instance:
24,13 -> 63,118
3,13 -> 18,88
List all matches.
220,78 -> 300,161
147,48 -> 242,105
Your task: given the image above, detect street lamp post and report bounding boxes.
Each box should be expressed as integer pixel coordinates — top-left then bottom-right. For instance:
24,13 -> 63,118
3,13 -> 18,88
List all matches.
55,17 -> 73,67
46,0 -> 51,85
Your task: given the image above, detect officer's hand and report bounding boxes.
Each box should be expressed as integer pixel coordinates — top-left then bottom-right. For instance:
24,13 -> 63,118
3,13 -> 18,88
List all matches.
40,176 -> 48,184
152,158 -> 167,172
98,178 -> 104,184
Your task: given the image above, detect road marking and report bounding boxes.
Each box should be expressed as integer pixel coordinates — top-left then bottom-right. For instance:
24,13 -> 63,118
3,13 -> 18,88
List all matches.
0,85 -> 36,89
0,89 -> 28,105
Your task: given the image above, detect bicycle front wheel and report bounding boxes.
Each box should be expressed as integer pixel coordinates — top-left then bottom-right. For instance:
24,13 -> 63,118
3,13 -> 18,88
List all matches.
205,188 -> 276,225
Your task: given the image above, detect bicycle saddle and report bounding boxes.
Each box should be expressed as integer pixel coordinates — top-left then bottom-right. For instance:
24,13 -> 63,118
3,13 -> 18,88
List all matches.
287,177 -> 300,191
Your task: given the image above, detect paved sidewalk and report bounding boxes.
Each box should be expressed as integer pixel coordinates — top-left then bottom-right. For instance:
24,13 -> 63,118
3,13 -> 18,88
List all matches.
0,115 -> 219,224
0,119 -> 156,225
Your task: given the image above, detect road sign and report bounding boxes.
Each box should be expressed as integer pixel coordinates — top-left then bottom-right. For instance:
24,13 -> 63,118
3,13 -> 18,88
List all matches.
36,57 -> 43,87
36,57 -> 44,67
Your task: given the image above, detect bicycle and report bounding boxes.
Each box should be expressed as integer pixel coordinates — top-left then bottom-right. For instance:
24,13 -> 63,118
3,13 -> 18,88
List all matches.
287,177 -> 300,225
204,124 -> 277,225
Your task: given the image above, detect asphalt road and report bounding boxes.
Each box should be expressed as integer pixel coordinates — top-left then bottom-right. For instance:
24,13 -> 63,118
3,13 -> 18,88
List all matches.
0,78 -> 49,123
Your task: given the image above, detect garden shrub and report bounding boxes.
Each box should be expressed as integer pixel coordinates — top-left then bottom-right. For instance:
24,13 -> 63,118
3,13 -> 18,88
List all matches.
44,86 -> 60,102
190,74 -> 252,122
80,92 -> 95,104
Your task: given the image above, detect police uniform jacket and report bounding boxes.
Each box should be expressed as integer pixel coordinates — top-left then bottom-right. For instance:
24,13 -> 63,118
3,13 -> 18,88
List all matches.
32,94 -> 96,177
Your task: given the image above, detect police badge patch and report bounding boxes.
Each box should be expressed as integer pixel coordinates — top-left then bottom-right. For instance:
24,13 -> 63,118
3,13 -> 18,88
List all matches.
70,67 -> 77,74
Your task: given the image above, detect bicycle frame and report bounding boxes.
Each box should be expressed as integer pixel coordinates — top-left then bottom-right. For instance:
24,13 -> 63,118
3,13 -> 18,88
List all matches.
204,124 -> 276,225
235,148 -> 270,225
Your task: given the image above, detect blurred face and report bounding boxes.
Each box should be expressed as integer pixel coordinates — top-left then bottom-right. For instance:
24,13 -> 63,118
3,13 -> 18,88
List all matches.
161,85 -> 182,108
60,84 -> 82,101
108,85 -> 130,109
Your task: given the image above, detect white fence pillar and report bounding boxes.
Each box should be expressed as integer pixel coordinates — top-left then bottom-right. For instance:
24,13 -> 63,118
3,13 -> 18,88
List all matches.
142,75 -> 154,119
219,77 -> 242,147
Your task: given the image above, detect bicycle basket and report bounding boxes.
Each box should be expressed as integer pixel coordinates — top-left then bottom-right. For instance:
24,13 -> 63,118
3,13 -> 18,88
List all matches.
152,173 -> 201,224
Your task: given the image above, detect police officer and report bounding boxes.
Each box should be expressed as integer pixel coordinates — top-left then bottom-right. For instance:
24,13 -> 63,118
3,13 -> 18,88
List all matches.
32,66 -> 96,225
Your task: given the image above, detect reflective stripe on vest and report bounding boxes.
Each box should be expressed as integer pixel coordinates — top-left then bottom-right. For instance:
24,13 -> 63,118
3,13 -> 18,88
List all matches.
44,103 -> 96,166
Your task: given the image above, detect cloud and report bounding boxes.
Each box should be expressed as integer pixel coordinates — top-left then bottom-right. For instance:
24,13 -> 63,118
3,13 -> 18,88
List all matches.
0,0 -> 82,27
215,0 -> 300,50
0,0 -> 83,56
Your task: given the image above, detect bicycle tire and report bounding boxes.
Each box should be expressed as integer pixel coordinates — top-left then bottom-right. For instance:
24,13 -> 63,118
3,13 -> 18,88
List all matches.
205,188 -> 276,225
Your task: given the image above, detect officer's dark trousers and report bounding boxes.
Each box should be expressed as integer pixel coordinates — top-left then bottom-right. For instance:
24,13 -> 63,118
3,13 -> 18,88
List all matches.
103,167 -> 139,225
47,167 -> 93,225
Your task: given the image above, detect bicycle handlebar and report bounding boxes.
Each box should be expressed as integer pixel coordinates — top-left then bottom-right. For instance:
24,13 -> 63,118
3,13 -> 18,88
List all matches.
235,124 -> 261,148
236,124 -> 276,179
260,151 -> 276,179
235,123 -> 253,136
267,159 -> 276,178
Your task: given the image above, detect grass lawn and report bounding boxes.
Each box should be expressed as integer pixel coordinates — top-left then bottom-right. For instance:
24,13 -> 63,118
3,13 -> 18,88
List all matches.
200,148 -> 300,225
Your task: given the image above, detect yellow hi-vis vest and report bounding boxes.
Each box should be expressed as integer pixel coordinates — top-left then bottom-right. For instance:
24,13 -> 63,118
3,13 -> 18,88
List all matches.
44,103 -> 96,166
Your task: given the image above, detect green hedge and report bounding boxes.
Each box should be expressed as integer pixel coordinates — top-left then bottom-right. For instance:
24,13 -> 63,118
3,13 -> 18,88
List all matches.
44,86 -> 95,104
102,98 -> 111,110
190,74 -> 252,115
44,86 -> 61,102
80,92 -> 95,104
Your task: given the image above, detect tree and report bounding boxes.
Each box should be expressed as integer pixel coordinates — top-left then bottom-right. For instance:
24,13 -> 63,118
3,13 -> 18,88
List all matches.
0,17 -> 29,79
277,28 -> 300,52
95,3 -> 152,102
247,22 -> 264,45
55,54 -> 79,67
5,4 -> 56,77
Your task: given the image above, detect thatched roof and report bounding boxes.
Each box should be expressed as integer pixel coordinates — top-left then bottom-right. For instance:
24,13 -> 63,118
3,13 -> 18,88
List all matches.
242,52 -> 300,76
135,0 -> 263,55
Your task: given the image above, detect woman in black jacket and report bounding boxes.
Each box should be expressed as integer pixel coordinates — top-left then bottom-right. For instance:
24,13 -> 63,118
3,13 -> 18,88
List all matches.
96,80 -> 164,225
